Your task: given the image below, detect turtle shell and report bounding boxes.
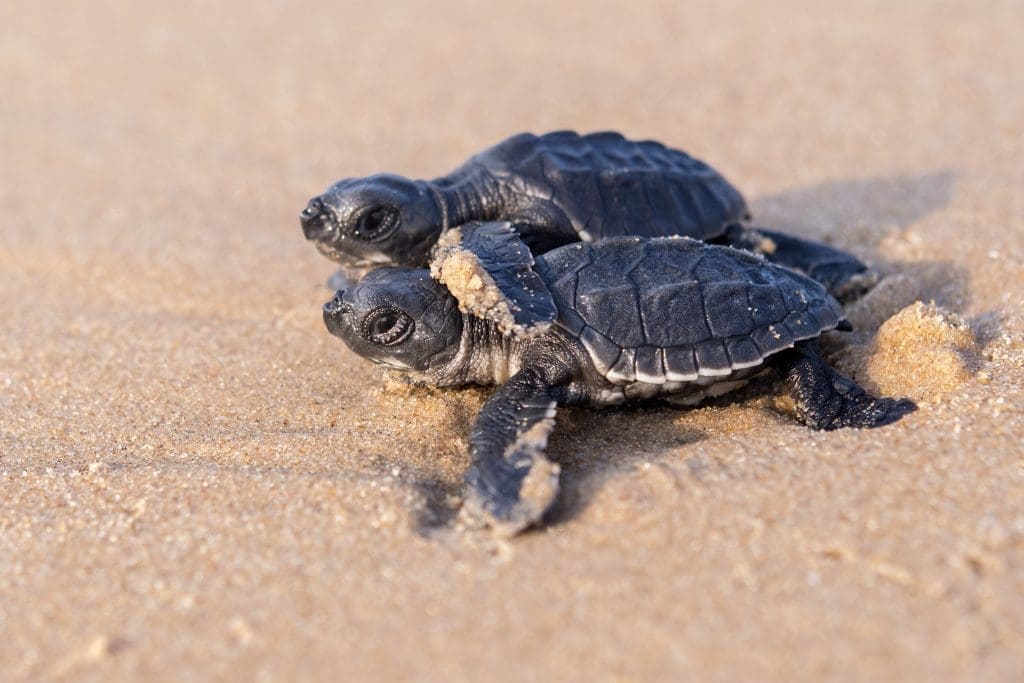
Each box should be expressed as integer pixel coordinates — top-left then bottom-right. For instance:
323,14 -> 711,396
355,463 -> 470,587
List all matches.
533,237 -> 844,384
471,130 -> 748,242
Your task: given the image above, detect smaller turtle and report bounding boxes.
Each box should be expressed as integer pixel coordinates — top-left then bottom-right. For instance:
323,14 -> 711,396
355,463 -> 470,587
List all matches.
302,131 -> 874,334
322,234 -> 915,535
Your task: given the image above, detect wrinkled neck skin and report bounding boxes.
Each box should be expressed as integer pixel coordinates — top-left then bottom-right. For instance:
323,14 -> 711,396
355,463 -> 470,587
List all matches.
406,314 -> 523,388
428,165 -> 506,230
403,315 -> 585,406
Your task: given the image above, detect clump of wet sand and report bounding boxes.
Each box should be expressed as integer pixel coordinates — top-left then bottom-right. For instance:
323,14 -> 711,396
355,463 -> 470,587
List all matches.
834,299 -> 979,402
866,301 -> 978,401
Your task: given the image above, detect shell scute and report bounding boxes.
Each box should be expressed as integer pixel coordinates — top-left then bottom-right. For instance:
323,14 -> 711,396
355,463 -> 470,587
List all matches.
694,340 -> 731,374
635,346 -> 666,383
809,300 -> 840,330
747,284 -> 789,327
578,325 -> 620,375
726,338 -> 764,368
703,282 -> 757,338
640,282 -> 710,347
750,324 -> 793,356
576,283 -> 644,347
664,346 -> 699,381
785,310 -> 818,339
607,348 -> 637,383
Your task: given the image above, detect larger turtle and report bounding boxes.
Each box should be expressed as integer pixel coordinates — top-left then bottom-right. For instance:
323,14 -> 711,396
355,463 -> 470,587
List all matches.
322,233 -> 914,535
300,131 -> 873,330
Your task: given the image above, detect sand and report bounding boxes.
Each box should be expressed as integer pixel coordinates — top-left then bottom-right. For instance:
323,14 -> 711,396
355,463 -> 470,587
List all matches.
2,1 -> 1023,680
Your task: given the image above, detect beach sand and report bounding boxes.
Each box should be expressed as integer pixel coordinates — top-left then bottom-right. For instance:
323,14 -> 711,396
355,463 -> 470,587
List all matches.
2,1 -> 1023,680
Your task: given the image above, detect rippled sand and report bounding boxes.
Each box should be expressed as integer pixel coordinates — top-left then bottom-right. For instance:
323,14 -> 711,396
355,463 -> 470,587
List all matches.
2,1 -> 1022,680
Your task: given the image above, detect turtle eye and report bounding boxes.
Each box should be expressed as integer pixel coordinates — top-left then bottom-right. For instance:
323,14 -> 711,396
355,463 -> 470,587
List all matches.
362,306 -> 414,346
353,206 -> 399,241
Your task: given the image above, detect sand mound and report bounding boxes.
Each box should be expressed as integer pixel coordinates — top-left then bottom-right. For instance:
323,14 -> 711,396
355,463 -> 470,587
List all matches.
864,301 -> 978,401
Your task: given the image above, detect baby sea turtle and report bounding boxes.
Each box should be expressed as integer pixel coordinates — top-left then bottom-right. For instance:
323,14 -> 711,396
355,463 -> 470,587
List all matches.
301,131 -> 873,333
322,233 -> 914,535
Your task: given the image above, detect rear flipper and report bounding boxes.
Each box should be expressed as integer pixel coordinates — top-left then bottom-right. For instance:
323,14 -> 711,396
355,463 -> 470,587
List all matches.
720,224 -> 878,302
771,341 -> 916,430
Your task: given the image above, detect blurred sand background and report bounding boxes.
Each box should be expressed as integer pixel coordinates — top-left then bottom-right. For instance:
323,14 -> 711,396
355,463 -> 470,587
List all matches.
2,1 -> 1023,680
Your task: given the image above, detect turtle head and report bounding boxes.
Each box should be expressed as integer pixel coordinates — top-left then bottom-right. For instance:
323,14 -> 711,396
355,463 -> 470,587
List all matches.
322,268 -> 462,374
301,174 -> 443,269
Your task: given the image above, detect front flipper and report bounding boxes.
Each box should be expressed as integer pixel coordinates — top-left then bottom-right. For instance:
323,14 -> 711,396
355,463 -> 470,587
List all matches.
771,341 -> 916,430
430,222 -> 556,338
462,368 -> 562,536
720,224 -> 878,302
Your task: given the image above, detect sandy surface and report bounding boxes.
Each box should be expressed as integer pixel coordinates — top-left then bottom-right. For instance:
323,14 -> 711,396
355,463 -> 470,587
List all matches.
2,1 -> 1023,680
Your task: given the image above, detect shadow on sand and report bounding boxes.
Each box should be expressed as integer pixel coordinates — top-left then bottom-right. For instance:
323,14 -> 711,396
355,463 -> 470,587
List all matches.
411,405 -> 707,536
541,408 -> 706,528
750,170 -> 957,244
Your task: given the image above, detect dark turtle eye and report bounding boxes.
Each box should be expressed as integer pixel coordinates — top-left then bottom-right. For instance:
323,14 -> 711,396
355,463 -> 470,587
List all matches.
352,206 -> 399,241
361,306 -> 414,346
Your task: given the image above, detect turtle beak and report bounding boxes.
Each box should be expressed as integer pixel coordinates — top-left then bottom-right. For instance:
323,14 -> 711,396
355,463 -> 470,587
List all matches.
301,197 -> 333,241
323,290 -> 347,318
322,291 -> 352,338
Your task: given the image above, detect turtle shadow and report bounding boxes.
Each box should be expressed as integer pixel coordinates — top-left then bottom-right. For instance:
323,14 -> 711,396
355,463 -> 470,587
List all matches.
539,406 -> 706,529
409,403 -> 707,537
406,387 -> 481,534
412,475 -> 464,533
755,170 -> 997,372
820,259 -> 1008,376
750,170 -> 958,246
815,257 -> 982,390
967,309 -> 1006,350
842,259 -> 972,333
